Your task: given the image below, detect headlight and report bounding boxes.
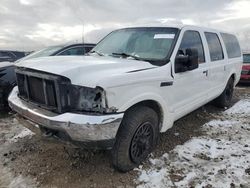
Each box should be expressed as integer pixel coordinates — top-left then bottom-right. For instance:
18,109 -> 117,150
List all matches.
67,85 -> 110,113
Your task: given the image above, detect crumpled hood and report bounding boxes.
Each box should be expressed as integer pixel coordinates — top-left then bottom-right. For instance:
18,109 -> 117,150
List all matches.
16,55 -> 156,88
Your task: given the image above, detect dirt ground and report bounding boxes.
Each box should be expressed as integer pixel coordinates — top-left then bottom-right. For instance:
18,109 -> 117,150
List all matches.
0,84 -> 249,188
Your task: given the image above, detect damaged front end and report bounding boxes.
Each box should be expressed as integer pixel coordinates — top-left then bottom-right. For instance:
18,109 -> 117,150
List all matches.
15,67 -> 116,114
9,67 -> 124,149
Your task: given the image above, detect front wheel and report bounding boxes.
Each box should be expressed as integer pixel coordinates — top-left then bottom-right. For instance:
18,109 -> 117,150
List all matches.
111,106 -> 159,172
214,77 -> 234,108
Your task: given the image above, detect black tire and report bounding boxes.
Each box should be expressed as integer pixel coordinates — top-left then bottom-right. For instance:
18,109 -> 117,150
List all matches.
111,106 -> 159,172
0,88 -> 4,109
214,77 -> 234,108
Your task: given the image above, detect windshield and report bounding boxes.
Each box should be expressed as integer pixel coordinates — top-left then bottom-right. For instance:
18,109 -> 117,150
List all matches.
17,46 -> 63,62
243,54 -> 250,64
91,27 -> 179,63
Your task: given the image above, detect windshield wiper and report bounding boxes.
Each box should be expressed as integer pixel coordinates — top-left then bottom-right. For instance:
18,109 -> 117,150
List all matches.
88,50 -> 104,56
112,52 -> 141,60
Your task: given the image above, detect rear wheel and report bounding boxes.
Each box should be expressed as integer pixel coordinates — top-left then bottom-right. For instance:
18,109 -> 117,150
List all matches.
214,77 -> 234,108
111,106 -> 159,172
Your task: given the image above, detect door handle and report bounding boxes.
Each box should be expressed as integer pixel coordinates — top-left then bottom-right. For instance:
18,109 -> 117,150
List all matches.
203,70 -> 208,76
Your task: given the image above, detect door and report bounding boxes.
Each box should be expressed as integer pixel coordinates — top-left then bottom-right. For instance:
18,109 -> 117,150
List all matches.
168,30 -> 210,119
204,32 -> 226,97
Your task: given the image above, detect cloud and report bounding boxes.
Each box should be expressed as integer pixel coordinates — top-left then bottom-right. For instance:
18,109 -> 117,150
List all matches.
212,0 -> 250,23
19,0 -> 31,6
0,0 -> 249,51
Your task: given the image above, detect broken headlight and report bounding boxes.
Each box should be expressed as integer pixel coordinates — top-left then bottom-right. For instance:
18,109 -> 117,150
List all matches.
66,85 -> 110,114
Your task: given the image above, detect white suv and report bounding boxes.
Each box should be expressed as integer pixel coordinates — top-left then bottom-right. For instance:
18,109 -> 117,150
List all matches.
9,25 -> 242,172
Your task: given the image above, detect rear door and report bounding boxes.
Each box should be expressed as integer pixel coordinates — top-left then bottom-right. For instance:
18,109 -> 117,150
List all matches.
203,32 -> 226,97
169,28 -> 210,119
220,33 -> 242,84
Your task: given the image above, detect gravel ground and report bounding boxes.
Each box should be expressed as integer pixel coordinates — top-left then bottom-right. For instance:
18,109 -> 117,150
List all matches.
0,85 -> 249,188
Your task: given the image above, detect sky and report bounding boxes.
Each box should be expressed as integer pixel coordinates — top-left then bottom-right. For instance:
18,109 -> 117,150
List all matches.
0,0 -> 250,51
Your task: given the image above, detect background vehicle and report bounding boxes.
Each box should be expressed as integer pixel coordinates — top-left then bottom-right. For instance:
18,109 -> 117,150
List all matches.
0,43 -> 95,110
240,52 -> 250,83
0,50 -> 26,63
17,43 -> 95,62
0,62 -> 16,109
9,26 -> 242,172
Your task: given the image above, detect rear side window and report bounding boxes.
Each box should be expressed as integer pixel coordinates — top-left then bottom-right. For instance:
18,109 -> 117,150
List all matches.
205,32 -> 224,61
221,33 -> 241,58
179,30 -> 205,63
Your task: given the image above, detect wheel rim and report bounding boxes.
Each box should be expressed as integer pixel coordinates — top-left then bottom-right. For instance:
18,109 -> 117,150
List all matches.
225,81 -> 233,102
130,122 -> 154,164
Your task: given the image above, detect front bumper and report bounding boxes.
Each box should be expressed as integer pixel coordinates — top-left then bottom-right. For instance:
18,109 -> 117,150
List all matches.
8,87 -> 124,148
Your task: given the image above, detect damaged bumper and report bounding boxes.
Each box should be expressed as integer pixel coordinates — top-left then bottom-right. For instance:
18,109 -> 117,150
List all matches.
8,87 -> 124,149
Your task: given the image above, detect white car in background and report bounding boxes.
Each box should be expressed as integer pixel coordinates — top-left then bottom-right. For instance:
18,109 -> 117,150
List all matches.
8,25 -> 242,172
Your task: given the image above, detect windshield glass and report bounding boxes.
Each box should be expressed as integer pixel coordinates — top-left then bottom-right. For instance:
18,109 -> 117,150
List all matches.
18,46 -> 63,62
243,54 -> 250,64
92,27 -> 179,62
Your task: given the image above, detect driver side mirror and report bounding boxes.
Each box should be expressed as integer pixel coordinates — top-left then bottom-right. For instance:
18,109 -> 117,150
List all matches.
175,48 -> 199,73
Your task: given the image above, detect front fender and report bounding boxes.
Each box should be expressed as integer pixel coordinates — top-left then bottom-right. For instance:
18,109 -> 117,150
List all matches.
107,85 -> 174,132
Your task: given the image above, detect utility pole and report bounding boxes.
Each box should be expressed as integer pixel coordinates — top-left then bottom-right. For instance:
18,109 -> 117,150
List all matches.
82,23 -> 85,44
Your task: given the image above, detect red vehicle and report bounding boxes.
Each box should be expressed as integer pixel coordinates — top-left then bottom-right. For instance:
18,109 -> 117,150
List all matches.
240,53 -> 250,83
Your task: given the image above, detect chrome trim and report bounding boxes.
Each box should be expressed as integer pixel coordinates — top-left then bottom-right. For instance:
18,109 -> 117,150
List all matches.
8,87 -> 123,142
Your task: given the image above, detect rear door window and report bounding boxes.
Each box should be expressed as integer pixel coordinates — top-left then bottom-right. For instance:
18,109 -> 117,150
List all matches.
205,32 -> 224,61
178,30 -> 205,63
221,33 -> 241,58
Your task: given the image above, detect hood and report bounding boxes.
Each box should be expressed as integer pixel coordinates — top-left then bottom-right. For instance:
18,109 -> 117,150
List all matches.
16,55 -> 157,88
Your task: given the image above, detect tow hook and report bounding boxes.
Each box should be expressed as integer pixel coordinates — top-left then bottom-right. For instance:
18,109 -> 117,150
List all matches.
40,127 -> 57,138
43,130 -> 55,137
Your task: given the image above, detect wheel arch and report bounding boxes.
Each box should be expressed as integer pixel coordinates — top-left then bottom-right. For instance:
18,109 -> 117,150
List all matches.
125,100 -> 164,130
118,92 -> 174,132
230,73 -> 237,86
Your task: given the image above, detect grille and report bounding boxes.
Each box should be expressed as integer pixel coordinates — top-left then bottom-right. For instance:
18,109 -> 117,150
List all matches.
15,68 -> 71,113
16,73 -> 58,110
